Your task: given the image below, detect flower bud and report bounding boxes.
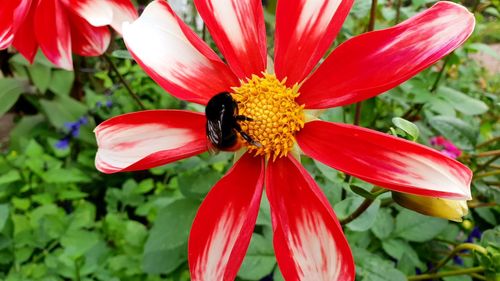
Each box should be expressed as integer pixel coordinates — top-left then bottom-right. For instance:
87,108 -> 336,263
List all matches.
392,192 -> 468,222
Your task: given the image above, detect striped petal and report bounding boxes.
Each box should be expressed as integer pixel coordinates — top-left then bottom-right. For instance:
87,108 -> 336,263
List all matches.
107,0 -> 138,34
274,0 -> 354,86
266,156 -> 355,281
66,0 -> 113,27
189,153 -> 264,281
34,0 -> 73,70
94,110 -> 208,174
194,0 -> 267,79
297,120 -> 473,199
69,12 -> 111,56
12,1 -> 38,63
123,0 -> 238,105
0,0 -> 32,50
298,1 -> 475,109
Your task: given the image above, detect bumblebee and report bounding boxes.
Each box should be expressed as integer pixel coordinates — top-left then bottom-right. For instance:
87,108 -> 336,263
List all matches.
205,92 -> 259,152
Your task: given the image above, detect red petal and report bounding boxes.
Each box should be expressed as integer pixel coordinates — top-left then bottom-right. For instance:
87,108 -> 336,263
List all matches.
266,156 -> 355,281
298,2 -> 475,109
189,153 -> 264,281
12,1 -> 38,63
122,0 -> 238,105
94,110 -> 208,174
297,120 -> 472,199
274,0 -> 354,86
34,0 -> 73,70
194,0 -> 267,79
0,0 -> 32,50
106,0 -> 138,34
69,13 -> 110,56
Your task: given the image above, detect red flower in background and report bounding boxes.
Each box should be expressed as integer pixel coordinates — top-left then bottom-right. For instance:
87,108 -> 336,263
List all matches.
0,0 -> 137,70
94,0 -> 475,280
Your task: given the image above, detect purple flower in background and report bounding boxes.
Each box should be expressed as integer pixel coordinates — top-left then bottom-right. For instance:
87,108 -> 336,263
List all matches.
430,136 -> 462,159
453,255 -> 464,265
466,227 -> 482,242
55,138 -> 70,149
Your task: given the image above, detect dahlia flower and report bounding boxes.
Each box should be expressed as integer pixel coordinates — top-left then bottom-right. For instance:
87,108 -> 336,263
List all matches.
0,0 -> 137,70
94,0 -> 475,279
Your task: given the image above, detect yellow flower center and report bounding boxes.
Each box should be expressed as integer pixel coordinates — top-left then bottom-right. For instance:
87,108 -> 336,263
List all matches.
232,73 -> 304,160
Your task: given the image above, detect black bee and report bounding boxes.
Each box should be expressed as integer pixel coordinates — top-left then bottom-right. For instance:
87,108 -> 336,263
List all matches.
205,92 -> 259,152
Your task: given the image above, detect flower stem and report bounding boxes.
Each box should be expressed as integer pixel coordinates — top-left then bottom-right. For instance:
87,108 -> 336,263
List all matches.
407,266 -> 485,281
474,169 -> 500,179
476,135 -> 500,149
103,54 -> 146,110
474,155 -> 500,174
340,187 -> 386,225
395,0 -> 402,24
340,198 -> 374,225
354,0 -> 378,126
429,243 -> 488,273
368,0 -> 378,32
402,55 -> 451,120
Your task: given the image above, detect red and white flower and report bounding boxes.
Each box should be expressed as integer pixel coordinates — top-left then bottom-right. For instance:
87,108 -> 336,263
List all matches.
0,0 -> 138,70
94,0 -> 475,280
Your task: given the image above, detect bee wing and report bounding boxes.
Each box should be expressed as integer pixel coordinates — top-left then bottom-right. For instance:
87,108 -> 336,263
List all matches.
206,115 -> 223,154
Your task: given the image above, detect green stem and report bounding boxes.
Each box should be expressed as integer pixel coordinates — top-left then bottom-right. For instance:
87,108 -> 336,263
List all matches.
474,169 -> 500,180
407,266 -> 485,281
340,187 -> 386,225
354,0 -> 378,126
340,198 -> 374,225
476,135 -> 500,149
474,155 -> 500,174
103,54 -> 146,110
368,0 -> 378,32
75,259 -> 81,281
395,0 -> 402,24
429,243 -> 488,273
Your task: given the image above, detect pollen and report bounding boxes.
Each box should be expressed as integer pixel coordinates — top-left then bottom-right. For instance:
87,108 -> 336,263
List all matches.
232,73 -> 304,160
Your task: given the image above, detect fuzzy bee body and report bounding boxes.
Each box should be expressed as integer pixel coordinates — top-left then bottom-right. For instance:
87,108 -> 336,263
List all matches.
205,92 -> 258,152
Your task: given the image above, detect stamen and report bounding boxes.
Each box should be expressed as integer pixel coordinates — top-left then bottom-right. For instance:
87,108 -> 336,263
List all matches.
232,73 -> 305,160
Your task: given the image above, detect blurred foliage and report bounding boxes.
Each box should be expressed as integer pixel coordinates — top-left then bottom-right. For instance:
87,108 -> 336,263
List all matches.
0,0 -> 499,280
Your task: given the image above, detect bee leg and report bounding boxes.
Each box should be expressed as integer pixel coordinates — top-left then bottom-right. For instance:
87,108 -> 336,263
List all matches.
235,115 -> 253,122
234,124 -> 262,147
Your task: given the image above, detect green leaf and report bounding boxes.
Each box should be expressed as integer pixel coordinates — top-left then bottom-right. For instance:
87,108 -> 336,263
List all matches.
0,204 -> 9,232
0,170 -> 21,185
475,207 -> 498,226
428,115 -> 478,149
371,208 -> 394,239
61,230 -> 100,259
0,78 -> 29,117
438,86 -> 488,115
468,43 -> 500,60
111,50 -> 133,60
353,247 -> 406,281
49,70 -> 74,96
238,234 -> 275,280
39,95 -> 88,128
142,199 -> 199,274
29,63 -> 51,93
392,117 -> 420,140
178,167 -> 222,199
394,209 -> 448,242
42,168 -> 91,183
382,239 -> 425,269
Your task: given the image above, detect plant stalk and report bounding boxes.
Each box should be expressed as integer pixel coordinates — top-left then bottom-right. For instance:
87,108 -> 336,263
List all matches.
354,0 -> 378,126
103,54 -> 146,110
407,266 -> 485,281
